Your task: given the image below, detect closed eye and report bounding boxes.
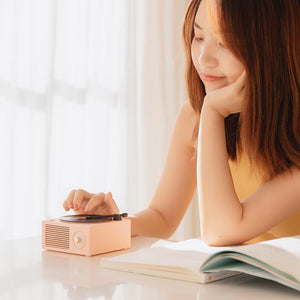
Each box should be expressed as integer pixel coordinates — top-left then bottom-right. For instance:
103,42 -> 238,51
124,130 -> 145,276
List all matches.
194,37 -> 203,42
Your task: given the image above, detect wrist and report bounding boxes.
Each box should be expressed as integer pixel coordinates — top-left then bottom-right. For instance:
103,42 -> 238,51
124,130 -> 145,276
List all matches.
201,101 -> 225,120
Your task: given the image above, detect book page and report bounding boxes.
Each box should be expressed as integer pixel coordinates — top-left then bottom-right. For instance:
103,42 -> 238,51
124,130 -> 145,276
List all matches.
201,236 -> 300,284
204,260 -> 300,291
226,236 -> 300,280
102,239 -> 223,274
101,239 -> 237,283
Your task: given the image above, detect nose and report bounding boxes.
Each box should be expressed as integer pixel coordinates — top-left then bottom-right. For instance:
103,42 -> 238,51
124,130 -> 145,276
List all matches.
198,43 -> 218,68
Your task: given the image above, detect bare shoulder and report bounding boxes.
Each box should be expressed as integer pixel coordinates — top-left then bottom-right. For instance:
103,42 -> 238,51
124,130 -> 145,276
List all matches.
280,167 -> 300,192
271,167 -> 300,207
291,166 -> 300,179
243,166 -> 300,222
175,101 -> 199,147
270,166 -> 300,188
179,100 -> 199,121
252,166 -> 300,203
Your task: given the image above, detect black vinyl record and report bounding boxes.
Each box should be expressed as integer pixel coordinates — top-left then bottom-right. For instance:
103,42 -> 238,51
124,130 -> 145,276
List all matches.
59,213 -> 127,223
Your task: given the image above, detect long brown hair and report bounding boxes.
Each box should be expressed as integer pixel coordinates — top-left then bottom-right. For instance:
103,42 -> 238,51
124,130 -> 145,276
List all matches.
182,0 -> 300,181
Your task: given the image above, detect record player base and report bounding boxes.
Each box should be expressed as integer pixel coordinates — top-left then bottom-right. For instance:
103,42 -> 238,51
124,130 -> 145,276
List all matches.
42,218 -> 131,256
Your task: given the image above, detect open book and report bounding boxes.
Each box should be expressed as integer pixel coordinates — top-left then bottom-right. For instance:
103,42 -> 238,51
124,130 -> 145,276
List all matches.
101,236 -> 300,291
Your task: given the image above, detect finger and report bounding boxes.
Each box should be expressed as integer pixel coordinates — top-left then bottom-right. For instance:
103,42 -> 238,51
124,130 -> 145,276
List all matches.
73,189 -> 94,210
104,192 -> 120,214
73,208 -> 86,215
63,189 -> 77,211
84,193 -> 106,213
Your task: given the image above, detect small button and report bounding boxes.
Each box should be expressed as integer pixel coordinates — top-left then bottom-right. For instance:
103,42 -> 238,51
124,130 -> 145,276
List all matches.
73,232 -> 85,249
74,237 -> 81,243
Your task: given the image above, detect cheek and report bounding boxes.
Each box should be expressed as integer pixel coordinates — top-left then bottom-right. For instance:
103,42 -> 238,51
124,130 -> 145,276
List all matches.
221,53 -> 245,83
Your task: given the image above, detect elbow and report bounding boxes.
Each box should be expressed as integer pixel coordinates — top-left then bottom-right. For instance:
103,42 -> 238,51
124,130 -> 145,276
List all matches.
201,230 -> 226,246
200,210 -> 246,246
164,226 -> 178,240
203,237 -> 249,247
202,234 -> 233,247
160,231 -> 173,240
201,226 -> 246,247
154,223 -> 177,240
148,206 -> 177,240
200,222 -> 231,246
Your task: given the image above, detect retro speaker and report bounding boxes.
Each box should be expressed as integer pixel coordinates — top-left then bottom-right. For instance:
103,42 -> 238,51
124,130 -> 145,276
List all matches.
42,214 -> 131,256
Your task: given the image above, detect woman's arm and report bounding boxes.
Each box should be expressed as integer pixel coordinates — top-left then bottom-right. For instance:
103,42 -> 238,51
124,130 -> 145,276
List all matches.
199,73 -> 300,246
129,101 -> 198,238
198,104 -> 242,245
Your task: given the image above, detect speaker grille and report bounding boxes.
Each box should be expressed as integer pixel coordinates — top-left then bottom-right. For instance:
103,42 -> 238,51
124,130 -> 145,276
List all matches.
45,224 -> 70,249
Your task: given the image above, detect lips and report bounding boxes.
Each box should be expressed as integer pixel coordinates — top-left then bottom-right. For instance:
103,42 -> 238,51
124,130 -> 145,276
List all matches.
201,73 -> 225,82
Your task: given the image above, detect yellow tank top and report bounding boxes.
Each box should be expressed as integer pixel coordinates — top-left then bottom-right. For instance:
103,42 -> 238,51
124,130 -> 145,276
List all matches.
229,154 -> 300,244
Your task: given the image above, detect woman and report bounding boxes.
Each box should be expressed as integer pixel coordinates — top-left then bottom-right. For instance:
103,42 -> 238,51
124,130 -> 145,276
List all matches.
63,0 -> 300,246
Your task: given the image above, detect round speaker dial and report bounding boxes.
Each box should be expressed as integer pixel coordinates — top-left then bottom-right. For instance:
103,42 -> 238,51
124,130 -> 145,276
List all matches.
73,232 -> 86,249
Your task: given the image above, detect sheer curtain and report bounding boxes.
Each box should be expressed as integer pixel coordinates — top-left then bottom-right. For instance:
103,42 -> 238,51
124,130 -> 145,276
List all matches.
0,0 -> 199,242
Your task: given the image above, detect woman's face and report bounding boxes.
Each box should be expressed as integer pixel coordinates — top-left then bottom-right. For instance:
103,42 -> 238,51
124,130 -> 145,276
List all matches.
191,0 -> 245,93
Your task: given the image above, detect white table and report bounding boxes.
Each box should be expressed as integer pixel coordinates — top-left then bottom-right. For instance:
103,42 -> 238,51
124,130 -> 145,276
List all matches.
0,236 -> 299,300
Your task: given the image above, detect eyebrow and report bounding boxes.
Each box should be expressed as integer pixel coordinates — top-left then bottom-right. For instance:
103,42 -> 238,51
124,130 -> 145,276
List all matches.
194,22 -> 202,30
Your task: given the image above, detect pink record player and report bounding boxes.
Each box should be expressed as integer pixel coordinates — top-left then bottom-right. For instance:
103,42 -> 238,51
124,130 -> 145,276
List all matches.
42,213 -> 131,256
